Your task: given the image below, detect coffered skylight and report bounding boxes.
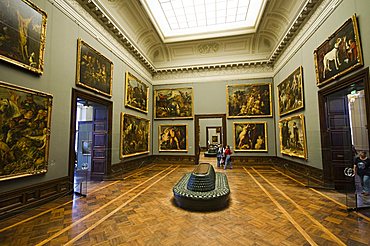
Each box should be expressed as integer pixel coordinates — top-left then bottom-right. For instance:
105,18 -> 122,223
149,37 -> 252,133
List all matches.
141,0 -> 267,43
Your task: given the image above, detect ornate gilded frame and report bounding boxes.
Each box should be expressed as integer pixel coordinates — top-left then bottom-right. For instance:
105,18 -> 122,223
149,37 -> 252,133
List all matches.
158,124 -> 188,152
314,14 -> 363,87
227,83 -> 272,118
279,114 -> 307,159
233,122 -> 267,152
120,113 -> 150,158
76,39 -> 113,97
154,87 -> 193,119
124,71 -> 149,113
0,0 -> 47,74
277,66 -> 304,116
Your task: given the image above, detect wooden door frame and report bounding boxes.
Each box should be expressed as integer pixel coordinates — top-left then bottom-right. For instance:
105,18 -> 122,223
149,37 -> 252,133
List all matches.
318,67 -> 370,185
195,114 -> 226,164
69,89 -> 113,183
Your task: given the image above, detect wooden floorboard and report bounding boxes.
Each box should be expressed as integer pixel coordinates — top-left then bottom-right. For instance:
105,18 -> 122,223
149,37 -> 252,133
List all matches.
1,155 -> 370,245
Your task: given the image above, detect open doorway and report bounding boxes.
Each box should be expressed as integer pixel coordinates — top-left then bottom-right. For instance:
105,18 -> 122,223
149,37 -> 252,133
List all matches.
69,89 -> 112,196
195,114 -> 226,164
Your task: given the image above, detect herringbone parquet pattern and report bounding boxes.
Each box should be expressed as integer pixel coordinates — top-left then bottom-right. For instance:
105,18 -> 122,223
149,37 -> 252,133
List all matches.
1,156 -> 370,245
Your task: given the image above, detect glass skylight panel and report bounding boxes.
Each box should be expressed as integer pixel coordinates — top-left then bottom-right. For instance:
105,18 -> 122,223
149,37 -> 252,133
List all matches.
143,0 -> 266,42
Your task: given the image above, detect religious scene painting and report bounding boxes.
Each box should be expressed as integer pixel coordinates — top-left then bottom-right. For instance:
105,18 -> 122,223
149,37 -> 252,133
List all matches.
76,39 -> 113,97
154,88 -> 193,119
120,113 -> 150,158
279,114 -> 307,159
227,83 -> 272,118
125,72 -> 149,113
234,122 -> 267,152
0,0 -> 47,74
314,14 -> 363,86
277,66 -> 304,116
0,81 -> 53,181
159,124 -> 188,152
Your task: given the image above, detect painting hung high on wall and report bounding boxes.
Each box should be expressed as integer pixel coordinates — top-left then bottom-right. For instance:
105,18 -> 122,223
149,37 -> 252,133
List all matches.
0,81 -> 53,181
277,66 -> 304,116
159,124 -> 188,152
0,0 -> 47,74
227,83 -> 272,118
125,72 -> 149,113
279,114 -> 307,159
314,14 -> 363,87
233,122 -> 267,152
154,88 -> 193,119
120,113 -> 150,158
76,39 -> 113,97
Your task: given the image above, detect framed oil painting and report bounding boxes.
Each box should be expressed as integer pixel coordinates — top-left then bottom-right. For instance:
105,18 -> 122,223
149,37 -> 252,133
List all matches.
0,0 -> 47,74
159,124 -> 188,152
154,88 -> 193,119
227,83 -> 272,118
125,72 -> 149,113
120,113 -> 150,158
76,39 -> 113,97
233,122 -> 267,152
0,81 -> 53,181
279,114 -> 307,159
277,66 -> 304,116
314,14 -> 363,87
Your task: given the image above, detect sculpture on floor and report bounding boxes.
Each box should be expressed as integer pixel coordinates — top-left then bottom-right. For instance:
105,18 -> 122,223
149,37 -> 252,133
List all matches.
173,163 -> 230,211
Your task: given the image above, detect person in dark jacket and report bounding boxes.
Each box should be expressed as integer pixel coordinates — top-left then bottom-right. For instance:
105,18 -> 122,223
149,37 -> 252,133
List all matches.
354,151 -> 370,195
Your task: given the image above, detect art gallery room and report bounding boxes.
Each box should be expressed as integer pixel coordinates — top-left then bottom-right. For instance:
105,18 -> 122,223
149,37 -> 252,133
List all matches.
1,0 -> 370,244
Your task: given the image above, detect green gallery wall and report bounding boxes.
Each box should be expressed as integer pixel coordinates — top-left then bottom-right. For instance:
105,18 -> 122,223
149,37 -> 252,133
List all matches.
1,0 -> 370,195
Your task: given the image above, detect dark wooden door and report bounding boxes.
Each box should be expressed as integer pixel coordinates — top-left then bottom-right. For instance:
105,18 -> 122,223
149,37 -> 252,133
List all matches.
322,93 -> 353,189
91,106 -> 108,179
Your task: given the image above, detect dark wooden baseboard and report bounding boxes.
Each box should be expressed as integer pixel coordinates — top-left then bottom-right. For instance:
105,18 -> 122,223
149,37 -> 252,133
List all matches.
0,176 -> 71,220
107,155 -> 154,179
152,155 -> 196,165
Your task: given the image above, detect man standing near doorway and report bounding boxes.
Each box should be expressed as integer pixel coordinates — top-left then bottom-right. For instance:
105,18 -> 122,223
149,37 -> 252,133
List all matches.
354,151 -> 370,195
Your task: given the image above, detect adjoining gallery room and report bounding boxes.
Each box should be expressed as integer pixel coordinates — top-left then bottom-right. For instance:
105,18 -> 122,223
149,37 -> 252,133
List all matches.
1,0 -> 370,245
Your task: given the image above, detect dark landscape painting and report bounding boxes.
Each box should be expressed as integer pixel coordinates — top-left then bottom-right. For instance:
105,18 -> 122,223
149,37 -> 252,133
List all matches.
154,88 -> 193,119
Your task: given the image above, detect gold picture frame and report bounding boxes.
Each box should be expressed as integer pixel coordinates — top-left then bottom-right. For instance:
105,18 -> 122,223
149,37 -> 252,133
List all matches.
159,124 -> 188,152
227,83 -> 272,118
0,0 -> 47,74
277,66 -> 304,116
279,114 -> 307,159
314,14 -> 363,87
120,113 -> 150,158
124,72 -> 149,114
76,39 -> 113,97
0,81 -> 53,181
154,87 -> 193,119
233,122 -> 267,152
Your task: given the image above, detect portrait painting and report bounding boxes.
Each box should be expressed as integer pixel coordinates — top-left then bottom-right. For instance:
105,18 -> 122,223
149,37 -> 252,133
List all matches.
76,39 -> 113,97
125,72 -> 149,113
159,124 -> 188,152
154,88 -> 193,119
227,83 -> 272,118
0,0 -> 47,74
0,81 -> 53,181
120,113 -> 150,158
277,66 -> 304,116
314,15 -> 363,87
279,114 -> 307,159
233,122 -> 267,152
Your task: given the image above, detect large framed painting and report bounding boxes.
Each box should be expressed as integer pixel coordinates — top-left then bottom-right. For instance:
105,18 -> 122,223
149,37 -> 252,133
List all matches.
277,66 -> 304,116
227,83 -> 272,118
76,39 -> 113,97
279,114 -> 307,159
0,0 -> 47,74
154,88 -> 193,119
233,122 -> 267,152
120,113 -> 150,158
314,14 -> 363,87
159,124 -> 188,152
125,72 -> 149,113
0,81 -> 53,181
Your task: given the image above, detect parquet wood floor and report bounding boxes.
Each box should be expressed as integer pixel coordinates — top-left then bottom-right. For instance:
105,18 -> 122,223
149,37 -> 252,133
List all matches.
1,155 -> 370,245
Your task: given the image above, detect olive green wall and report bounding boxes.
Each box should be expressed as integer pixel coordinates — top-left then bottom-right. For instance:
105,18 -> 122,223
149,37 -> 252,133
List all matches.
0,0 -> 152,192
273,0 -> 370,170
